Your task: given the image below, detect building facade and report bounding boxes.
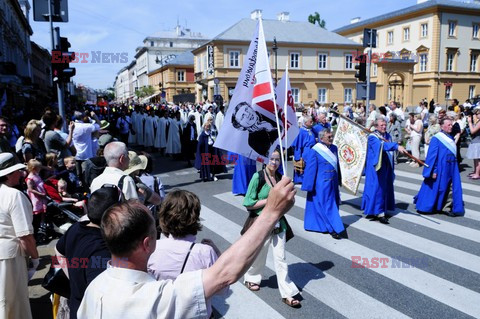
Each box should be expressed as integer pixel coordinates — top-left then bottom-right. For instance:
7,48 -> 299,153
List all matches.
31,41 -> 53,103
334,0 -> 480,107
192,11 -> 363,107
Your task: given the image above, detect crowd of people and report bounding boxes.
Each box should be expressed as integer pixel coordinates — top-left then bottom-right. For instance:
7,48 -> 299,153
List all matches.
0,94 -> 479,318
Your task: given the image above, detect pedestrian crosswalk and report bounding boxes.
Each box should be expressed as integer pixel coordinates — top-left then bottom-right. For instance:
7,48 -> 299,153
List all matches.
193,168 -> 480,319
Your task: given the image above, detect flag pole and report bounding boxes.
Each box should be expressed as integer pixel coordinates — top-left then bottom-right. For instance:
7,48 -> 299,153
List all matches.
284,62 -> 289,174
272,84 -> 286,175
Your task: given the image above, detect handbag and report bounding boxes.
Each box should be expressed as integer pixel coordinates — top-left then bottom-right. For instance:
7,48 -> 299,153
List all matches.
293,158 -> 305,174
42,261 -> 71,298
240,211 -> 258,235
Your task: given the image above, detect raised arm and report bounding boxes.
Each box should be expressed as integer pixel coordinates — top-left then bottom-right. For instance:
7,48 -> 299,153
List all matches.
202,177 -> 296,299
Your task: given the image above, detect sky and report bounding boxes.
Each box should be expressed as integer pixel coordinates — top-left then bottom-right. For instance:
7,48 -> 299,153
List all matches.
29,0 -> 422,90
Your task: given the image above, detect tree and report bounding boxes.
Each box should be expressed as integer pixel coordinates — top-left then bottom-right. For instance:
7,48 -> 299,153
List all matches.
308,12 -> 326,29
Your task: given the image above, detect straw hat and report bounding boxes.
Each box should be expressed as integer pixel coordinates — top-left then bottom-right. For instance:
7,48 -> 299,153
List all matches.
0,153 -> 26,177
100,120 -> 110,130
124,151 -> 148,175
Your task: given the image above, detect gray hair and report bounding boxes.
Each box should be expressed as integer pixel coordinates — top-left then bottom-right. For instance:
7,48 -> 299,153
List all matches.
429,114 -> 438,124
302,115 -> 312,125
374,116 -> 387,127
318,111 -> 327,118
104,141 -> 128,166
318,128 -> 331,141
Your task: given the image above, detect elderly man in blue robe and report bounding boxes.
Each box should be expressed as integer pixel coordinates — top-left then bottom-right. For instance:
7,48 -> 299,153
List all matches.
291,116 -> 316,183
311,112 -> 331,142
302,128 -> 344,239
362,117 -> 407,224
414,117 -> 464,217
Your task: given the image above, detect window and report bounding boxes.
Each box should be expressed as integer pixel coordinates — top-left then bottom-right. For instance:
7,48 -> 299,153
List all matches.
150,41 -> 154,47
177,70 -> 185,82
169,42 -> 173,47
445,86 -> 452,99
318,53 -> 327,69
471,53 -> 478,72
403,27 -> 410,41
196,56 -> 201,71
290,52 -> 300,69
419,54 -> 428,72
448,21 -> 456,37
469,85 -> 476,99
421,23 -> 428,38
318,88 -> 327,103
229,51 -> 240,67
291,88 -> 300,103
345,54 -> 353,69
387,31 -> 394,44
372,63 -> 378,76
474,24 -> 480,39
344,88 -> 353,103
447,53 -> 454,71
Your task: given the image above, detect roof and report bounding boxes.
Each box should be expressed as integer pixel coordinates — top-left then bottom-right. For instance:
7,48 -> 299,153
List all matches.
147,27 -> 209,40
334,0 -> 480,33
164,51 -> 194,66
212,18 -> 360,46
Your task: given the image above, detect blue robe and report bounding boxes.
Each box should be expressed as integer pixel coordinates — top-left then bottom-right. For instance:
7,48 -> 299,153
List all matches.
361,133 -> 398,216
301,144 -> 345,234
414,132 -> 464,215
311,122 -> 331,140
291,127 -> 316,183
232,154 -> 257,195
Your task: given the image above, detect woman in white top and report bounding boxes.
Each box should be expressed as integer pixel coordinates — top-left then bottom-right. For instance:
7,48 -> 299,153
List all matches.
405,113 -> 423,167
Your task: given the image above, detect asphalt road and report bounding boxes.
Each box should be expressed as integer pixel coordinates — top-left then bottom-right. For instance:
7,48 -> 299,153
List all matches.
29,148 -> 480,319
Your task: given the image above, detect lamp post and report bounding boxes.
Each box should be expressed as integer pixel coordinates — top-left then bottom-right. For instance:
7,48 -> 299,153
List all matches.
272,37 -> 278,85
155,53 -> 165,102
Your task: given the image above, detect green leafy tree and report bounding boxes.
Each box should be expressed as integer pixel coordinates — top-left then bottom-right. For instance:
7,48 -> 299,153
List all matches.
308,12 -> 326,29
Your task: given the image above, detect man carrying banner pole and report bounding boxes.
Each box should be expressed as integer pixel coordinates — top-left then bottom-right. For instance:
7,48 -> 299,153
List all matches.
302,128 -> 344,239
362,117 -> 407,224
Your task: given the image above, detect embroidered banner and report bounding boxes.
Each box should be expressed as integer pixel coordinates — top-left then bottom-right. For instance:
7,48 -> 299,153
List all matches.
333,117 -> 368,194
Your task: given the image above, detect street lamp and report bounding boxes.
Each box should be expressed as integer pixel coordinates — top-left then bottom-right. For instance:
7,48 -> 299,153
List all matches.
155,53 -> 165,101
272,37 -> 278,85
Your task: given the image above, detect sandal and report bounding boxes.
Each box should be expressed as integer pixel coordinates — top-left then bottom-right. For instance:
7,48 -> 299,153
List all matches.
282,297 -> 301,308
244,281 -> 260,291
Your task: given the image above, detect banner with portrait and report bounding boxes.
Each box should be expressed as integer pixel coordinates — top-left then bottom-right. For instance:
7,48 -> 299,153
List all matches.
214,19 -> 298,162
333,117 -> 368,194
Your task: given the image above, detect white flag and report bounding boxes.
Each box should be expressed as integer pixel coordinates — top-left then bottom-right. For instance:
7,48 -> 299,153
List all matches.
275,67 -> 299,148
215,19 -> 280,162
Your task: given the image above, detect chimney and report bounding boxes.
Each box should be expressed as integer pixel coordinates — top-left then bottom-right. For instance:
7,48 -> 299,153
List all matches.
277,12 -> 290,22
350,17 -> 361,24
417,0 -> 429,4
250,9 -> 262,20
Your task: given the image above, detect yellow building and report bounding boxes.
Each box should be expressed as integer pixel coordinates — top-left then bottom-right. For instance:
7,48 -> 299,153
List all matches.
334,0 -> 480,107
148,51 -> 196,103
192,11 -> 363,107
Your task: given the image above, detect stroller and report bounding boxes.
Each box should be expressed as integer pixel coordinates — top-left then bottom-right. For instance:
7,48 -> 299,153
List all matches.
35,177 -> 84,244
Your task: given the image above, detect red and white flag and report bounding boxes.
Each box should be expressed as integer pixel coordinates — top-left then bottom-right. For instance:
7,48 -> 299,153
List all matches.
215,19 -> 287,162
275,66 -> 299,148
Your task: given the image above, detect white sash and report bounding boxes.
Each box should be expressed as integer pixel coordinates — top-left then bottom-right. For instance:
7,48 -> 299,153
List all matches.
434,132 -> 456,156
312,143 -> 338,172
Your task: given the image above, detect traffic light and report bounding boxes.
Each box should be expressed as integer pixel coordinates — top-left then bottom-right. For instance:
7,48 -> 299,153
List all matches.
52,30 -> 76,82
355,54 -> 367,82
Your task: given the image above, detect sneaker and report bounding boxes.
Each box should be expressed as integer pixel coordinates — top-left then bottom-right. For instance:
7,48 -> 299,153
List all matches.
213,176 -> 218,181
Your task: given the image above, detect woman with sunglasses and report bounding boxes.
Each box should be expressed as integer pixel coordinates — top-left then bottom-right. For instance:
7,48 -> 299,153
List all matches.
242,149 -> 301,308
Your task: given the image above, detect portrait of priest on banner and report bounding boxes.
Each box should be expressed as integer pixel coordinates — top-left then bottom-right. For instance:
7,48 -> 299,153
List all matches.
231,101 -> 283,158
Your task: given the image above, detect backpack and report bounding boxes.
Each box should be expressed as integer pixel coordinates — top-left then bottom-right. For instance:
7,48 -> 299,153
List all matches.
82,156 -> 107,188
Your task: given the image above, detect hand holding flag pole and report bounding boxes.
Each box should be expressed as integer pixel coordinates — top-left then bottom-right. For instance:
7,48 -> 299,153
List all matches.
332,110 -> 428,167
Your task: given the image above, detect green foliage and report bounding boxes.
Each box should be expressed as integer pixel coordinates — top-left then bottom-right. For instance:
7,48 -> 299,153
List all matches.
135,85 -> 155,99
308,12 -> 326,29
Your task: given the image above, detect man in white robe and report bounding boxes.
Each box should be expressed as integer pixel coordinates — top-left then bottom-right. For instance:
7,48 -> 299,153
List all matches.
128,109 -> 137,145
154,110 -> 168,154
166,112 -> 182,157
215,105 -> 225,133
143,110 -> 156,149
135,109 -> 146,146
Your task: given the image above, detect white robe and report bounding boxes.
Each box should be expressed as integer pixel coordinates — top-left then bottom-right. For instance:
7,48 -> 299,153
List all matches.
144,115 -> 155,147
128,112 -> 137,144
193,111 -> 203,136
154,117 -> 167,148
215,111 -> 225,133
166,118 -> 182,154
135,113 -> 146,146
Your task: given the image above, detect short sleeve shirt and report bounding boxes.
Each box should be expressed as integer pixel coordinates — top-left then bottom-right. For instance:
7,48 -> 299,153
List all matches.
44,130 -> 68,166
0,184 -> 34,259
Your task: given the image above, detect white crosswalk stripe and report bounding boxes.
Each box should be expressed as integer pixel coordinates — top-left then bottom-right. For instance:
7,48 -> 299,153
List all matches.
213,192 -> 480,318
202,205 -> 411,319
394,170 -> 479,192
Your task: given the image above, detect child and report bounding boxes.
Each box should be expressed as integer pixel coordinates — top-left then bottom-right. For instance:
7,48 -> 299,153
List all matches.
26,159 -> 49,242
42,152 -> 58,179
57,178 -> 87,214
62,156 -> 82,193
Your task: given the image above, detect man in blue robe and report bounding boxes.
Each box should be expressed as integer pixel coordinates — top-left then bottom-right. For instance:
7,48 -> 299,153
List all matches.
361,118 -> 406,224
291,116 -> 315,183
231,153 -> 257,195
414,117 -> 464,216
302,128 -> 344,239
311,112 -> 331,141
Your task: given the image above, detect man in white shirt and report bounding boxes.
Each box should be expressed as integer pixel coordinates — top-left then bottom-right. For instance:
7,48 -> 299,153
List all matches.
90,141 -> 138,200
72,111 -> 101,182
215,105 -> 225,132
78,177 -> 296,319
389,101 -> 405,123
